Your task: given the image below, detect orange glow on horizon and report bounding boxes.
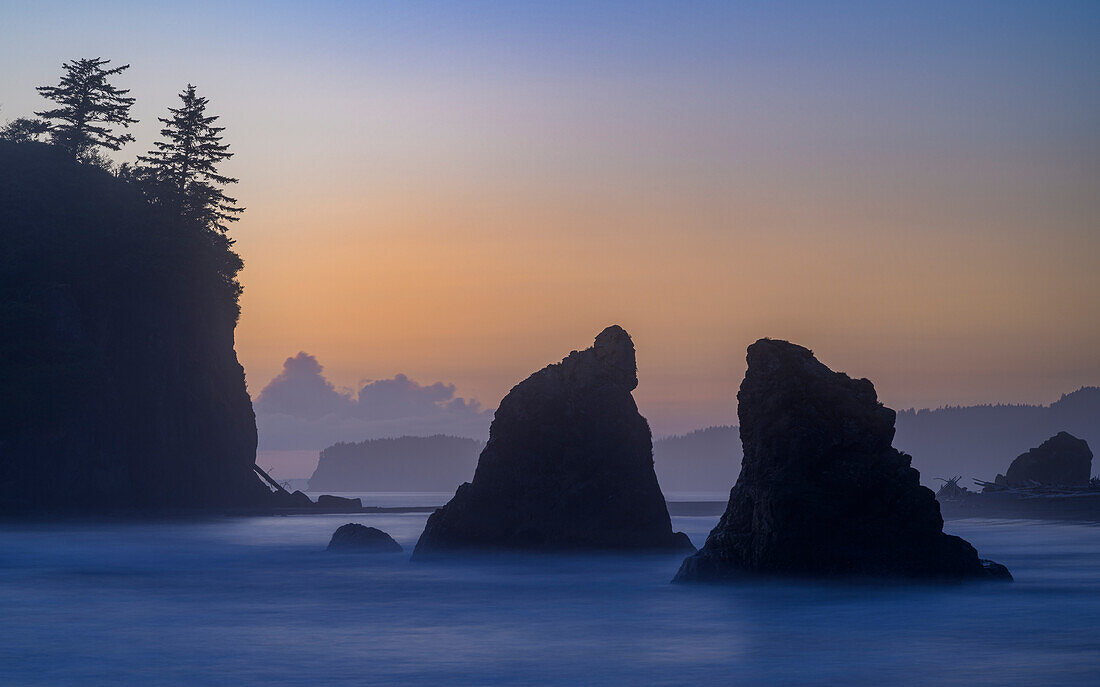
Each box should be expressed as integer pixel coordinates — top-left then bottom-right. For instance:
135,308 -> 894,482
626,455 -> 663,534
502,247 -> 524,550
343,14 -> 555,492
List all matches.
233,177 -> 1100,434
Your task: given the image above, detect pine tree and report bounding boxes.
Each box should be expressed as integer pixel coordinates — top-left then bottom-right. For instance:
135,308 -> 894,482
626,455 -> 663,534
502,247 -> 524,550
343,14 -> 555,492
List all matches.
35,58 -> 137,160
137,84 -> 243,232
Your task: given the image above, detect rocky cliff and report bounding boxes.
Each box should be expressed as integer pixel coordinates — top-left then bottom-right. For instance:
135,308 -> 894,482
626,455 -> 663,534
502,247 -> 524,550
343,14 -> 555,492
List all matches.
675,339 -> 1009,582
414,326 -> 692,555
0,141 -> 269,513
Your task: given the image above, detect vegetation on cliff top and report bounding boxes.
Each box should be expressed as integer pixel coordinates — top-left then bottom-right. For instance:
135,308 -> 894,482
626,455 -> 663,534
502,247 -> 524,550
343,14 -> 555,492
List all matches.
0,57 -> 263,512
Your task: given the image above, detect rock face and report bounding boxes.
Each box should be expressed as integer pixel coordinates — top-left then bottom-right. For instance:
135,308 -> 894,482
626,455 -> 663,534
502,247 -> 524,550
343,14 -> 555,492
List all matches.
1001,432 -> 1092,487
327,524 -> 403,553
675,339 -> 1010,582
413,326 -> 693,556
0,141 -> 269,513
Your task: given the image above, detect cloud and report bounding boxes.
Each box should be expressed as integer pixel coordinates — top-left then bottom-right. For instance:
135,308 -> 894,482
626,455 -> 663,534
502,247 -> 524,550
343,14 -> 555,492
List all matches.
254,352 -> 492,450
254,352 -> 354,420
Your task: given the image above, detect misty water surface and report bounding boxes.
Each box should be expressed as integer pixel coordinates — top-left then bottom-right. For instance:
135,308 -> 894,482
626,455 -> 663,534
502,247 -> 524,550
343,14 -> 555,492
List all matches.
1,508 -> 1098,686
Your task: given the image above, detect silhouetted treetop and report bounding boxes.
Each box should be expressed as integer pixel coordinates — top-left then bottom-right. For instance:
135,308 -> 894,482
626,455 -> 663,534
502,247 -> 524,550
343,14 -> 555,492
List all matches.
35,57 -> 137,160
0,117 -> 50,143
136,84 -> 243,233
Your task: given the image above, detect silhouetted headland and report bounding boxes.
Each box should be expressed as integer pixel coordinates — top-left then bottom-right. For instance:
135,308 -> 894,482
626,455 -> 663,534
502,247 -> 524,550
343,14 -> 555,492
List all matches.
0,141 -> 269,515
674,339 -> 1011,583
308,435 -> 483,492
413,326 -> 694,557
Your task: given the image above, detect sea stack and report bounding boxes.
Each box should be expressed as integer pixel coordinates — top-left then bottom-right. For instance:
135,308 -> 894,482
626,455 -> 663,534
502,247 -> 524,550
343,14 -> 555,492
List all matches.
999,432 -> 1092,488
327,524 -> 403,553
413,326 -> 693,556
674,339 -> 1010,582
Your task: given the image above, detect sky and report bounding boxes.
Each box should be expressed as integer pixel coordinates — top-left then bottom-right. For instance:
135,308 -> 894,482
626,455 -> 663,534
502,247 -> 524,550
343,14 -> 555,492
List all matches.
2,1 -> 1098,437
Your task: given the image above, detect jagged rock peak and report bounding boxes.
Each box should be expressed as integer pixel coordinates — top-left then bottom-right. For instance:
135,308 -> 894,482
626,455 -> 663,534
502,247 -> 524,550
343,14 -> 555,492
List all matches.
413,325 -> 692,555
549,324 -> 638,392
591,324 -> 638,389
674,338 -> 1011,583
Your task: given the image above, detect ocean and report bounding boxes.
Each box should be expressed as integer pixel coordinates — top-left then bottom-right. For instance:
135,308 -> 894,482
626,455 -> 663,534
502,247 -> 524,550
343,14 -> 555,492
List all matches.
1,496 -> 1098,686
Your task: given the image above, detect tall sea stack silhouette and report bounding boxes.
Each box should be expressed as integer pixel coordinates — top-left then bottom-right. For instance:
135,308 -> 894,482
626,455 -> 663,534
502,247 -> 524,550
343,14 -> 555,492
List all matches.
413,326 -> 693,556
674,339 -> 1010,582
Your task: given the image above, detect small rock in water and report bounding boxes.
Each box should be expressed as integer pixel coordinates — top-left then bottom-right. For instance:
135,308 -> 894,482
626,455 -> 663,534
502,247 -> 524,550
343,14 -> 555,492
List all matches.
674,338 -> 1011,583
981,560 -> 1013,580
273,490 -> 315,509
327,524 -> 403,553
1002,432 -> 1092,487
316,494 -> 363,512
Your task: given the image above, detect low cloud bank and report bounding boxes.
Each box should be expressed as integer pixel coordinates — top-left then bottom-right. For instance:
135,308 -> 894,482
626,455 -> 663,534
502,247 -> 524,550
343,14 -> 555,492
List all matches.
254,352 -> 492,450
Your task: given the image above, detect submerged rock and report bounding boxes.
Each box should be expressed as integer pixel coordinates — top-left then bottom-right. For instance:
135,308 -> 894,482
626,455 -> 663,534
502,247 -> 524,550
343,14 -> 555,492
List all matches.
413,326 -> 693,556
674,339 -> 1010,582
327,524 -> 403,553
1001,432 -> 1092,487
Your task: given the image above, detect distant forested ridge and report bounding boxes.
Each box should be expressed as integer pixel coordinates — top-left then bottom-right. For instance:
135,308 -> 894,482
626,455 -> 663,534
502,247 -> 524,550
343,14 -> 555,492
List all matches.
307,435 -> 483,492
0,141 -> 268,512
647,389 -> 1100,494
306,428 -> 745,496
894,387 -> 1100,484
653,426 -> 741,494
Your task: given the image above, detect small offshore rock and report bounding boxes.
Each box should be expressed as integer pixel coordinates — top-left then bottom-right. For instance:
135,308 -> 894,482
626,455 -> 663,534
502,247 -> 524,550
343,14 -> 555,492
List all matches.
271,489 -> 315,509
316,494 -> 363,512
981,560 -> 1013,580
1002,432 -> 1092,487
327,524 -> 403,553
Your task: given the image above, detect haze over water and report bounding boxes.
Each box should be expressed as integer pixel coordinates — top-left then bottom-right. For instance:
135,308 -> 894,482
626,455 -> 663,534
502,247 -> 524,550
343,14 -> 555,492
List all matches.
2,510 -> 1098,686
3,3 -> 1099,685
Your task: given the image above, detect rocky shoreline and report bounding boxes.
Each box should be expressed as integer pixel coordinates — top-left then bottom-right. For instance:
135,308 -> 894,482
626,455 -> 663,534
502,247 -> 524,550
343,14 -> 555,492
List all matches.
937,491 -> 1100,522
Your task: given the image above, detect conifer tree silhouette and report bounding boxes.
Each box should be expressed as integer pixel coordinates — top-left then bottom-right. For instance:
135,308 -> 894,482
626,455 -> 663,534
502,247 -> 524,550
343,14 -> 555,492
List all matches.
137,84 -> 243,232
35,58 -> 136,160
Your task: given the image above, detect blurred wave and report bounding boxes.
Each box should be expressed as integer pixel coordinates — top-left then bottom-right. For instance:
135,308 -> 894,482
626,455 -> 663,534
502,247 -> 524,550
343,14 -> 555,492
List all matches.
0,510 -> 1097,685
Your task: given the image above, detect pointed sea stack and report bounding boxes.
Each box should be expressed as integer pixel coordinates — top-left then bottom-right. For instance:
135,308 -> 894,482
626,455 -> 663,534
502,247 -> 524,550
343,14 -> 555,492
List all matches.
413,326 -> 693,556
674,339 -> 1010,582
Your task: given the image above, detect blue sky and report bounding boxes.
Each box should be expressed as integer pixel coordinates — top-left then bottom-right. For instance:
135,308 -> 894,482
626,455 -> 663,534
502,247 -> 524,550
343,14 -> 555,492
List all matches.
3,1 -> 1097,433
